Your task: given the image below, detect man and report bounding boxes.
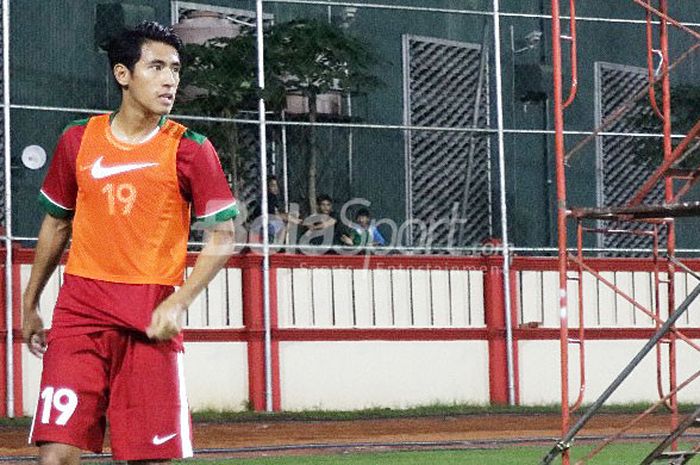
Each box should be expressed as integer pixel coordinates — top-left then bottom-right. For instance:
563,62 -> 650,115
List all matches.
251,175 -> 300,242
301,194 -> 343,252
21,22 -> 238,464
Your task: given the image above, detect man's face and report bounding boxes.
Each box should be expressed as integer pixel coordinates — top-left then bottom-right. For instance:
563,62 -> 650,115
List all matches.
268,180 -> 280,196
318,200 -> 332,215
118,40 -> 180,116
357,214 -> 370,228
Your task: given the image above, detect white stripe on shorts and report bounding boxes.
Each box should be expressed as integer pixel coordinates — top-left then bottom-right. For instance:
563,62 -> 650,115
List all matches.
177,352 -> 193,458
27,394 -> 40,444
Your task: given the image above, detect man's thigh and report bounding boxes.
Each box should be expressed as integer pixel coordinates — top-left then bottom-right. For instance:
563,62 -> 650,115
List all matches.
108,335 -> 192,461
30,333 -> 110,453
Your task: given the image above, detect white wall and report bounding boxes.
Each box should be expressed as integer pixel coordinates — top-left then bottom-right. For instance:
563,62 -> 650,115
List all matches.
279,341 -> 490,410
519,339 -> 700,405
183,342 -> 249,411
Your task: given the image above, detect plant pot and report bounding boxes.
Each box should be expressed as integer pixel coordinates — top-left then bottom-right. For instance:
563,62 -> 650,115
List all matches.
285,91 -> 343,115
173,10 -> 240,45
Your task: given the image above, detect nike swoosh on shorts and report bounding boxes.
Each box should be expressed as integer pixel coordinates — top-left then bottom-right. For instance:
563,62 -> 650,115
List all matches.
91,156 -> 158,179
152,433 -> 178,446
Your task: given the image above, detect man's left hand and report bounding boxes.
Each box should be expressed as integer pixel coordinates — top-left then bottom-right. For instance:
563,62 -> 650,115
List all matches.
146,299 -> 186,341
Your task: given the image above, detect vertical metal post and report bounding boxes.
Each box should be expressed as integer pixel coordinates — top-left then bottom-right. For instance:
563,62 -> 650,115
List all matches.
254,0 -> 273,413
491,0 -> 515,405
281,111 -> 289,214
571,219 -> 586,412
346,94 -> 353,190
550,0 -> 570,463
658,0 -> 678,436
401,35 -> 413,245
3,0 -> 13,419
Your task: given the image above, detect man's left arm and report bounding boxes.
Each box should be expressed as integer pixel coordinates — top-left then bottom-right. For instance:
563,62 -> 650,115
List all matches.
147,219 -> 235,340
147,134 -> 238,340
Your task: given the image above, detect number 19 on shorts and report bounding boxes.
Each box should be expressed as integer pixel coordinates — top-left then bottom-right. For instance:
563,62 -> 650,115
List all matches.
39,387 -> 78,426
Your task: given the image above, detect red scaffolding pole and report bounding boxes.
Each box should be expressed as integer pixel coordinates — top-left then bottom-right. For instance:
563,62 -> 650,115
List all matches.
545,1 -> 700,464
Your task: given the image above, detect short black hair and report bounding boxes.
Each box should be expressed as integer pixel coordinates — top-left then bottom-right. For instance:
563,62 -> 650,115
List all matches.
317,194 -> 333,204
356,208 -> 371,218
107,21 -> 183,81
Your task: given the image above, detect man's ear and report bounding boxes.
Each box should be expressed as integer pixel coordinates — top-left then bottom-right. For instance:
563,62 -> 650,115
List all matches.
113,63 -> 130,88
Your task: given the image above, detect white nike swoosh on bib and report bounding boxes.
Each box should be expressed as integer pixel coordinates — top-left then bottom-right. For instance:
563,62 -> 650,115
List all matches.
90,156 -> 158,179
152,433 -> 178,446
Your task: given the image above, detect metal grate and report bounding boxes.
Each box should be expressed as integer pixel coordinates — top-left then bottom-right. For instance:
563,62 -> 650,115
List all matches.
594,62 -> 665,253
236,124 -> 262,208
403,35 -> 491,249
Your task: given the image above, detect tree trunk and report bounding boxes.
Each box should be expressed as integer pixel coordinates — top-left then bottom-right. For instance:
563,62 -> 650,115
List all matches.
229,125 -> 241,198
308,95 -> 318,214
222,109 -> 241,199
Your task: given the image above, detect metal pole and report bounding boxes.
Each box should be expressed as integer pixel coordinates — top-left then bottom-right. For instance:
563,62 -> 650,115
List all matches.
550,1 -> 570,464
3,0 -> 13,419
491,0 -> 515,406
346,94 -> 353,190
281,111 -> 289,214
254,0 -> 273,413
401,35 -> 413,245
658,0 -> 679,436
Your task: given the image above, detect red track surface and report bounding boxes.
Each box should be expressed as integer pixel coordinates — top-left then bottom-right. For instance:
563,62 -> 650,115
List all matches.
0,413 -> 677,459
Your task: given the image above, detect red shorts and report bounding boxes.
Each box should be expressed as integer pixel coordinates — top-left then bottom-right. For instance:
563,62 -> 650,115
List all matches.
29,330 -> 193,461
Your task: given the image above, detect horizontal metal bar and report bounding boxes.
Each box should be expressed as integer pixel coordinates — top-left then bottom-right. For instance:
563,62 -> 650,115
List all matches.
9,235 -> 700,257
5,104 -> 693,139
264,0 -> 700,26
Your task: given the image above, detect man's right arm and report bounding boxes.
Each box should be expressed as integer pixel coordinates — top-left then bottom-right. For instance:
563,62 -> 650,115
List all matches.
22,214 -> 72,357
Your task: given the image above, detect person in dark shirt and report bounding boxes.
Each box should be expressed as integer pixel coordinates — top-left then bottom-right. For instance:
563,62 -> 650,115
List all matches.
251,175 -> 300,242
301,194 -> 344,252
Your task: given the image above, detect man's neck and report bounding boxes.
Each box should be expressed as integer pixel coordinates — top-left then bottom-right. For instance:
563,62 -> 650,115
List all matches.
110,105 -> 163,144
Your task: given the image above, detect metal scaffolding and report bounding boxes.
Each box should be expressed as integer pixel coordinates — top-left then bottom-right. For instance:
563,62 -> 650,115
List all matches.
542,1 -> 700,464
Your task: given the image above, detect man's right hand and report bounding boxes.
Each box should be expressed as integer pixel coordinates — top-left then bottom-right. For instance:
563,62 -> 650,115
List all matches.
22,307 -> 47,358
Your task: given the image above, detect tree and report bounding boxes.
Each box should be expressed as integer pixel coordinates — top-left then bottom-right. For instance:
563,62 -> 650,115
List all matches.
264,19 -> 381,213
176,33 -> 258,198
176,19 -> 381,213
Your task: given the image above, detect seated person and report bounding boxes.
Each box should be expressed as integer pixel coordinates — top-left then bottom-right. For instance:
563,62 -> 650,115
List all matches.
301,194 -> 344,250
341,207 -> 386,247
250,175 -> 301,242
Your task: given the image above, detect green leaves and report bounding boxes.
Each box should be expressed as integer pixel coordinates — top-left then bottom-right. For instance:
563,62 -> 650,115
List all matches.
264,19 -> 382,100
176,18 -> 382,117
631,84 -> 700,169
178,33 -> 259,116
174,18 -> 382,200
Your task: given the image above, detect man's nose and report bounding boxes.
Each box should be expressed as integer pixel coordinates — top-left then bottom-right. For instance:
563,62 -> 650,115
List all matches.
164,69 -> 178,86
